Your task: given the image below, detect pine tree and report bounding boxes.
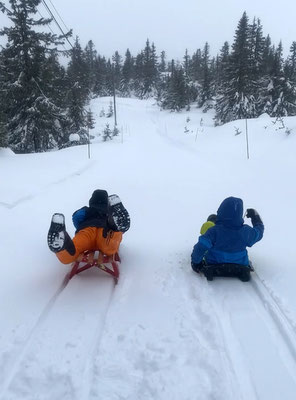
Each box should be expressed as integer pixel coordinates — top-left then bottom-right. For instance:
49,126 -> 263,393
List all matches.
66,36 -> 89,137
199,42 -> 213,107
0,0 -> 71,152
0,51 -> 8,146
121,48 -> 134,96
143,39 -> 157,97
112,50 -> 122,92
216,42 -> 230,87
250,18 -> 265,78
138,39 -> 159,98
93,55 -> 108,97
159,50 -> 166,73
256,36 -> 274,115
188,48 -> 202,81
269,42 -> 296,116
84,40 -> 97,94
86,108 -> 95,130
104,59 -> 114,96
102,123 -> 112,141
134,51 -> 144,98
161,61 -> 187,111
215,12 -> 256,124
287,42 -> 296,82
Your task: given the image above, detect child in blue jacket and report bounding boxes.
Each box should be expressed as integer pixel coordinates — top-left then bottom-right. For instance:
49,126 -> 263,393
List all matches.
191,197 -> 264,281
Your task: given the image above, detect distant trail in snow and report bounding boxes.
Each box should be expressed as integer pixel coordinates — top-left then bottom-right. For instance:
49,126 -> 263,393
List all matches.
0,162 -> 95,210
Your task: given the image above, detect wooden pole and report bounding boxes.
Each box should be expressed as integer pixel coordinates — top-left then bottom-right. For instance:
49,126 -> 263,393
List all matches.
245,118 -> 250,160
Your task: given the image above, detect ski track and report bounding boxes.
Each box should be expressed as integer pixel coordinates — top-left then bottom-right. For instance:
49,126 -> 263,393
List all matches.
0,269 -> 116,400
207,272 -> 296,400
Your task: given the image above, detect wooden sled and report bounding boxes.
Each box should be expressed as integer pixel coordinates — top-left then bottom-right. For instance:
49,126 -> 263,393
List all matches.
69,250 -> 121,284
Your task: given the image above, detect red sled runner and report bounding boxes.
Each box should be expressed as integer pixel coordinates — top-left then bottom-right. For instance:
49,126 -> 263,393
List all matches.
69,250 -> 121,284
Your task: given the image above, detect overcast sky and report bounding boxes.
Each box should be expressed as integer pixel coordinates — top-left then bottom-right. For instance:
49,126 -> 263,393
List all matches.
1,0 -> 296,60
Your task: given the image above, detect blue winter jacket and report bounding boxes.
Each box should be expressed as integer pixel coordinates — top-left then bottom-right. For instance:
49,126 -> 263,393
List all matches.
191,197 -> 264,266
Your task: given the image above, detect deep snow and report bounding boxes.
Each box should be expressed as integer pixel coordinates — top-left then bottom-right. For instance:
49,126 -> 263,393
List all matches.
1,98 -> 296,400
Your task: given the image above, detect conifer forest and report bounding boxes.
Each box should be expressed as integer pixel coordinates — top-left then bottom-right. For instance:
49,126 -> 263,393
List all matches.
0,1 -> 296,153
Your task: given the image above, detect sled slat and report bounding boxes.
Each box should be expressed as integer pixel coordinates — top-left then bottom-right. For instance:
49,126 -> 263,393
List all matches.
69,250 -> 120,283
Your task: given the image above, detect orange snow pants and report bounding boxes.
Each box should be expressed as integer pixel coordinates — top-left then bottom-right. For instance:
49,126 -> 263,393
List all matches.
56,227 -> 123,264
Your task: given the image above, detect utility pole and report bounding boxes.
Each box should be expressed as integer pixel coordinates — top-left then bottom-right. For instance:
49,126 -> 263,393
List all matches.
112,64 -> 117,127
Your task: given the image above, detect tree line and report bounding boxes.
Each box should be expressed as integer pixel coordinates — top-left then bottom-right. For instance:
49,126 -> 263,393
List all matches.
0,1 -> 295,153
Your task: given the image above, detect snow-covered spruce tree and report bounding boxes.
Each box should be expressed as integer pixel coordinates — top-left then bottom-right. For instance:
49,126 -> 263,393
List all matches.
102,59 -> 114,96
256,35 -> 274,115
65,36 -> 90,143
188,48 -> 202,82
112,50 -> 122,94
0,0 -> 71,152
161,61 -> 187,111
93,55 -> 109,97
182,49 -> 192,109
86,108 -> 95,130
133,52 -> 144,98
102,123 -> 112,141
249,18 -> 265,79
134,40 -> 159,99
184,48 -> 202,103
215,12 -> 256,124
287,41 -> 296,83
269,42 -> 296,117
84,40 -> 97,95
215,42 -> 229,90
0,51 -> 8,146
120,48 -> 134,97
142,40 -> 158,98
198,42 -> 214,108
159,50 -> 166,73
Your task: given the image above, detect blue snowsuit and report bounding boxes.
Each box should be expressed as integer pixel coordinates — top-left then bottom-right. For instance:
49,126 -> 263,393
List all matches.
191,197 -> 264,266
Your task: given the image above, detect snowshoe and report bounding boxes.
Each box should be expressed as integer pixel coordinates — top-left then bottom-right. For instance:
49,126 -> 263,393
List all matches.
47,213 -> 75,255
108,194 -> 130,233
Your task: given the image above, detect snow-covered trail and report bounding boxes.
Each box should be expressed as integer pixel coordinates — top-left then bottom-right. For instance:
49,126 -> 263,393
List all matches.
2,98 -> 296,399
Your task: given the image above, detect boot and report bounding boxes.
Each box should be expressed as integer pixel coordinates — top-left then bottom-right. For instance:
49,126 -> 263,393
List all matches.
47,213 -> 75,255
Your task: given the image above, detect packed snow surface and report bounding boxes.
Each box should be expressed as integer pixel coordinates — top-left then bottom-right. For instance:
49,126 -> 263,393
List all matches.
1,98 -> 296,400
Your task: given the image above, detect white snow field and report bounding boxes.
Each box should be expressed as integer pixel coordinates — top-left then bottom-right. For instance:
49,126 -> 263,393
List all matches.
1,97 -> 296,400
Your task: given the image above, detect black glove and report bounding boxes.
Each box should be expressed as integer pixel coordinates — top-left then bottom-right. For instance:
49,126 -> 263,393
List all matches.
246,208 -> 263,226
191,262 -> 204,273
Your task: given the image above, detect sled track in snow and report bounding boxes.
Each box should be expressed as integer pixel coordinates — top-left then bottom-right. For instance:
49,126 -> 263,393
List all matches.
0,271 -> 116,400
0,274 -> 71,399
79,285 -> 116,400
209,273 -> 296,400
251,272 -> 296,361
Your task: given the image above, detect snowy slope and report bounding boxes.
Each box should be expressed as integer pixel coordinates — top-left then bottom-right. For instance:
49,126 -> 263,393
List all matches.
1,98 -> 296,400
